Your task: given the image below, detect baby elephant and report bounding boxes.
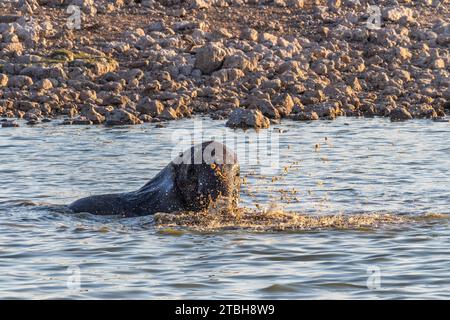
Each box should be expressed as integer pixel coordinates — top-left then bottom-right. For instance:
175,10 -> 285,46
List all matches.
68,141 -> 240,217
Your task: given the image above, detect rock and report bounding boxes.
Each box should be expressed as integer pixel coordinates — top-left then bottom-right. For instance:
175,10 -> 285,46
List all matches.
14,101 -> 39,112
139,114 -> 153,122
136,98 -> 164,117
26,120 -> 39,126
102,94 -> 129,107
226,108 -> 270,129
223,54 -> 257,72
69,117 -> 92,125
70,0 -> 97,16
19,65 -> 66,81
0,15 -> 20,24
305,102 -> 341,120
0,0 -> 445,127
1,120 -> 19,128
312,62 -> 328,75
436,34 -> 450,46
147,20 -> 166,32
105,109 -> 143,126
261,79 -> 282,91
7,75 -> 33,88
135,35 -> 156,50
240,27 -> 258,41
431,58 -> 445,69
248,96 -> 280,119
273,93 -> 294,117
396,47 -> 412,61
327,0 -> 341,10
81,105 -> 105,124
360,103 -> 376,118
157,107 -> 178,120
189,0 -> 210,9
174,21 -> 202,32
211,68 -> 245,83
382,6 -> 414,23
35,79 -> 53,91
37,0 -> 65,6
70,57 -> 119,77
0,100 -> 13,111
301,90 -> 326,105
274,0 -> 286,6
292,111 -> 319,121
390,107 -> 413,122
259,32 -> 278,46
4,32 -> 20,44
61,119 -> 74,125
49,49 -> 74,62
0,74 -> 8,87
286,0 -> 304,8
79,90 -> 97,101
24,110 -> 41,121
194,43 -> 227,75
410,104 -> 438,119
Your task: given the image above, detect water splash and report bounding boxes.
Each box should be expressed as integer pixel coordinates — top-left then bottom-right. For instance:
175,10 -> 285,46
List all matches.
154,207 -> 425,232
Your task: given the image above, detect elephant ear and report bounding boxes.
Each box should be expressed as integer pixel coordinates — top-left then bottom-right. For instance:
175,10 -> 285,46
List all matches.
175,163 -> 200,202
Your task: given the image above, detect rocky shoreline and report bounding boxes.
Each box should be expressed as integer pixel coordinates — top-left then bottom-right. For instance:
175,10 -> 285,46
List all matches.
0,0 -> 449,129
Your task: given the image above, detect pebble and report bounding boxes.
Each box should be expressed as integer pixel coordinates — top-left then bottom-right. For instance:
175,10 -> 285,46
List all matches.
0,1 -> 447,130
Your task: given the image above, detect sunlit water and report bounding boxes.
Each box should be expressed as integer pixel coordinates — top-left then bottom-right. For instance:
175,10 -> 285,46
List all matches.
0,117 -> 449,299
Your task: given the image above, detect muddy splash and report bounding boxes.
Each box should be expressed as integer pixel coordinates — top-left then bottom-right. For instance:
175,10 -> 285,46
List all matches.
154,207 -> 432,232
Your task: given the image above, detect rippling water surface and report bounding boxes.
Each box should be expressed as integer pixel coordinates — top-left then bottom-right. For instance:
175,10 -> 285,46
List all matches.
0,117 -> 449,299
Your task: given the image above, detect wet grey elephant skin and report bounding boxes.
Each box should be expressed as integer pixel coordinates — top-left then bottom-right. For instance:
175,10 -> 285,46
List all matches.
68,141 -> 240,217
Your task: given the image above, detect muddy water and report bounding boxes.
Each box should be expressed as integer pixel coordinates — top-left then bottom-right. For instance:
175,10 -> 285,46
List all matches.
0,117 -> 448,299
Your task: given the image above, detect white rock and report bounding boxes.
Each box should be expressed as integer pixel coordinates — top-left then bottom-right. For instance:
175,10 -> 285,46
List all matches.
259,32 -> 278,46
0,73 -> 8,87
35,78 -> 53,91
382,6 -> 414,23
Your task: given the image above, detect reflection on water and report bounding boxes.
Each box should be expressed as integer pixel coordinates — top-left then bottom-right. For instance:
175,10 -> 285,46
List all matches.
0,117 -> 449,299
